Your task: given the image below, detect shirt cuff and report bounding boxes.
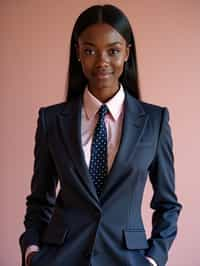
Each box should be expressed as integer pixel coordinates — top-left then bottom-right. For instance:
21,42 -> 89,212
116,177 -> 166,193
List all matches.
145,256 -> 158,266
25,245 -> 40,266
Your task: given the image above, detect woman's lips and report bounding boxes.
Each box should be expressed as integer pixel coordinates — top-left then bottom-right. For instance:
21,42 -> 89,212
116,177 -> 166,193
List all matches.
93,71 -> 113,79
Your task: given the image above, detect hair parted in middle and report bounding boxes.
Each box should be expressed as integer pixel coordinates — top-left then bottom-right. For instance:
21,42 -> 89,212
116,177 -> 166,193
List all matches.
66,4 -> 141,101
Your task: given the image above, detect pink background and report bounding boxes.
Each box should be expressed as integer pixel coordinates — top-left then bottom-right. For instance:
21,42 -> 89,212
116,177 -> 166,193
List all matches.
1,1 -> 199,265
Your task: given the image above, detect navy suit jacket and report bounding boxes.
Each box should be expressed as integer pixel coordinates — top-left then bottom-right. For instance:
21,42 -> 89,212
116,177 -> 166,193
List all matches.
19,91 -> 182,266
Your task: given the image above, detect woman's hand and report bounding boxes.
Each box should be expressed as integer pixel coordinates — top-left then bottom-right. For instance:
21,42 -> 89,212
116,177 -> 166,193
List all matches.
26,251 -> 39,266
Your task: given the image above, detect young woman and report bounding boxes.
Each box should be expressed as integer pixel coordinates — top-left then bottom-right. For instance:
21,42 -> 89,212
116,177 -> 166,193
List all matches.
19,5 -> 182,266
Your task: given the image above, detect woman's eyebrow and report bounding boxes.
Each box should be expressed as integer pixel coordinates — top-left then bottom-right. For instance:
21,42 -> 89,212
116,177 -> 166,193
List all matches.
82,41 -> 123,46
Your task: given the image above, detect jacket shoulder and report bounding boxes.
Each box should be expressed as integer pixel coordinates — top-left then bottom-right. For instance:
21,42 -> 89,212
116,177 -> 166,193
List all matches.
40,96 -> 80,116
138,99 -> 168,120
139,100 -> 165,113
37,102 -> 69,130
40,102 -> 67,115
135,99 -> 170,129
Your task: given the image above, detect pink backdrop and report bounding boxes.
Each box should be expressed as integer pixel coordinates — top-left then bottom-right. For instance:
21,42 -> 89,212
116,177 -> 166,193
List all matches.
1,1 -> 199,265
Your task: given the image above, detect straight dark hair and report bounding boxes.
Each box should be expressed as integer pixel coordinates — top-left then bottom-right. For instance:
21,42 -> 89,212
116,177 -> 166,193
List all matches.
66,4 -> 141,101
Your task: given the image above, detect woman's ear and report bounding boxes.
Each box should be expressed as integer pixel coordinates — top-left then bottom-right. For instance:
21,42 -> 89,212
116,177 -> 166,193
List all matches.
125,44 -> 131,62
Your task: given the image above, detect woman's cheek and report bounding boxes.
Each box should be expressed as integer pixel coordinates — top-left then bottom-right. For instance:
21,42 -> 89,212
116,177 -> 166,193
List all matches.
114,60 -> 126,75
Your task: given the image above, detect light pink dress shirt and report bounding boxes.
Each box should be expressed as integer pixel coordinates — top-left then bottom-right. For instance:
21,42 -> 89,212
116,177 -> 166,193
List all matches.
25,85 -> 157,266
81,85 -> 125,171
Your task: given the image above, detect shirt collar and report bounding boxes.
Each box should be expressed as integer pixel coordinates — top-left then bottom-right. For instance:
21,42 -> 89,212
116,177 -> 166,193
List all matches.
83,84 -> 125,121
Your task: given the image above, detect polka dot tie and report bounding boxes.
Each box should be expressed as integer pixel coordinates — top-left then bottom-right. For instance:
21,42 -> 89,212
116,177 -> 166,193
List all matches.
89,104 -> 109,197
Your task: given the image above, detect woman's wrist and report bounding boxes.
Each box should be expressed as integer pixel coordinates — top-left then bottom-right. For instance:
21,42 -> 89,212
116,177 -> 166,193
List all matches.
26,251 -> 38,266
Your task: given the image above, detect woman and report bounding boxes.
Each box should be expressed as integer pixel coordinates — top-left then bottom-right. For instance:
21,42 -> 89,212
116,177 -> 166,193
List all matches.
19,4 -> 182,266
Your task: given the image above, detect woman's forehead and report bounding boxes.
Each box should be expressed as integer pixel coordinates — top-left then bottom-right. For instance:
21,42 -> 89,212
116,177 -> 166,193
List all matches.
78,23 -> 126,45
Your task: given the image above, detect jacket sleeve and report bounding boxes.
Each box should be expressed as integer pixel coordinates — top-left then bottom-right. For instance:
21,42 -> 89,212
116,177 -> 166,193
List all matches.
146,107 -> 182,266
19,108 -> 58,264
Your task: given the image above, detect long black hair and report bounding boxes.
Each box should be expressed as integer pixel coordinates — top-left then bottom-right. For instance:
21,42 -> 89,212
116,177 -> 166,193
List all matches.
66,4 -> 141,101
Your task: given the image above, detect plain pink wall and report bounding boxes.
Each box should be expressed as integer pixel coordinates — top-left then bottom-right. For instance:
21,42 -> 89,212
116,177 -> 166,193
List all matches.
1,1 -> 199,265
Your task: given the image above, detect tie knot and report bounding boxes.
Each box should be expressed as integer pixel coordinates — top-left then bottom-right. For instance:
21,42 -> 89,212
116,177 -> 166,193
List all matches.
98,104 -> 109,119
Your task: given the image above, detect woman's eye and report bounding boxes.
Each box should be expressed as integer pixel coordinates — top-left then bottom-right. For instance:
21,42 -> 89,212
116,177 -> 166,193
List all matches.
109,48 -> 120,55
84,48 -> 95,55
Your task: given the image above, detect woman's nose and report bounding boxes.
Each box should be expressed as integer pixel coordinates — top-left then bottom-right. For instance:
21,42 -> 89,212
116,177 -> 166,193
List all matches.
95,52 -> 109,67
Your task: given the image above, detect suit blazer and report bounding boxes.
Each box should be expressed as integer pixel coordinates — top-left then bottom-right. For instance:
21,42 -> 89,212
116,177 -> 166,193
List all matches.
19,90 -> 182,266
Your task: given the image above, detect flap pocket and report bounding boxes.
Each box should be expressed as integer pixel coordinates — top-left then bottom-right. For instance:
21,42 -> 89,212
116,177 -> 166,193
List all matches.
41,209 -> 70,245
123,229 -> 149,250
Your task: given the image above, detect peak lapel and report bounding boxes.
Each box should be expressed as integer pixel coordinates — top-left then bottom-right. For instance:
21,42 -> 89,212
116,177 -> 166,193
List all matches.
57,96 -> 100,207
100,92 -> 149,201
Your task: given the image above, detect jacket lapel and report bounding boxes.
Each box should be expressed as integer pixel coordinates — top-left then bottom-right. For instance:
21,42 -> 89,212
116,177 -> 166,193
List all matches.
56,91 -> 149,206
100,91 -> 149,201
57,96 -> 100,207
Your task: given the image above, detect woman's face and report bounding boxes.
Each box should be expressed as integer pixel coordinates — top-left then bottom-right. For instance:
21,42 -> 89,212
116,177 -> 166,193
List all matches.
76,23 -> 130,101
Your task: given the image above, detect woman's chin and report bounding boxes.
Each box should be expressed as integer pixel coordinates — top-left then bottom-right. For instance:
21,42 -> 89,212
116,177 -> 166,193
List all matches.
90,78 -> 115,88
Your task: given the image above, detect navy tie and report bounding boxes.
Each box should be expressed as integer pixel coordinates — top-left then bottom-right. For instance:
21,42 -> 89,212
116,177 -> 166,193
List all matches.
89,104 -> 109,197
